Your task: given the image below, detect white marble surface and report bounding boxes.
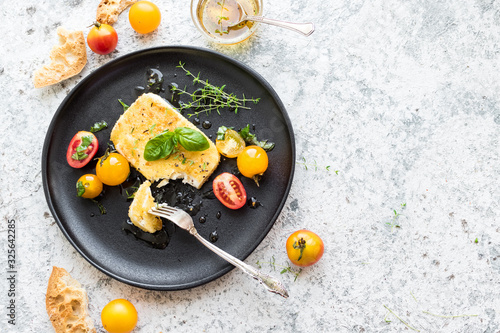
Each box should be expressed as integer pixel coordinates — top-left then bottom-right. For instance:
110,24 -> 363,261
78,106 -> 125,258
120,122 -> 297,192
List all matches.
1,0 -> 500,332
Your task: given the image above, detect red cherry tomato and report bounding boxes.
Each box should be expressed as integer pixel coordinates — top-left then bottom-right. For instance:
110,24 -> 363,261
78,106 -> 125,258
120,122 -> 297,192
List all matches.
87,22 -> 118,55
66,131 -> 98,168
213,172 -> 247,209
286,230 -> 324,267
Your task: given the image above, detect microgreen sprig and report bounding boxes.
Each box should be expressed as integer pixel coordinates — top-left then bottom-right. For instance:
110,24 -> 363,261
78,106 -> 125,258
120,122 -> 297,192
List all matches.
386,203 -> 406,231
215,0 -> 230,35
256,256 -> 302,282
383,305 -> 420,332
296,157 -> 338,173
173,62 -> 260,117
125,186 -> 139,200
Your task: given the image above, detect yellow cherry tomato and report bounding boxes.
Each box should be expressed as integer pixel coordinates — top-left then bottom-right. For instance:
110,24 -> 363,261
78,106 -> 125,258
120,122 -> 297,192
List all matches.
76,174 -> 103,199
216,129 -> 245,158
96,152 -> 130,186
237,145 -> 268,179
101,299 -> 138,333
286,230 -> 324,267
129,1 -> 161,34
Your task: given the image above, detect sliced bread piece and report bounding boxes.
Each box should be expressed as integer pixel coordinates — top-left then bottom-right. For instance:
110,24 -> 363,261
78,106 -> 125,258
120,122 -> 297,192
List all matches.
33,27 -> 87,88
96,0 -> 137,25
46,267 -> 96,333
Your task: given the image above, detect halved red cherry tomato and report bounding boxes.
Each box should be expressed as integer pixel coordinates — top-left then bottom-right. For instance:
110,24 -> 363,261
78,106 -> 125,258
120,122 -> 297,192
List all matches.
213,173 -> 247,209
286,230 -> 324,267
66,131 -> 98,168
87,22 -> 118,55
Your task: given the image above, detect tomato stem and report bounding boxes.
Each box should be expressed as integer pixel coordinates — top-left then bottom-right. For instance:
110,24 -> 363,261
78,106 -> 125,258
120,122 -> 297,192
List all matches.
252,174 -> 262,187
87,21 -> 102,29
293,238 -> 307,261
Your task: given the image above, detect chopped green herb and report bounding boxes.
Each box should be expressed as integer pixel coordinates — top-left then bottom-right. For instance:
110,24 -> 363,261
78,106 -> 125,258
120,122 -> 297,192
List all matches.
216,126 -> 233,140
125,187 -> 138,199
76,181 -> 85,197
90,121 -> 108,133
132,139 -> 139,151
239,124 -> 275,151
81,136 -> 93,146
149,123 -> 156,135
91,199 -> 107,215
71,135 -> 94,161
118,99 -> 129,112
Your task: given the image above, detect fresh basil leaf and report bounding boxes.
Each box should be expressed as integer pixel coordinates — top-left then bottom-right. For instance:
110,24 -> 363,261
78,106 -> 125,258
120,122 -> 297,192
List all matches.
216,126 -> 233,140
238,124 -> 275,151
175,127 -> 210,151
76,181 -> 85,197
118,99 -> 129,112
144,131 -> 175,161
90,121 -> 108,133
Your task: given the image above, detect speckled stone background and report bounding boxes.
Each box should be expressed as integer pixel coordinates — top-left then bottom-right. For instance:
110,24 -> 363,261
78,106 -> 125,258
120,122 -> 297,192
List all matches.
1,0 -> 499,332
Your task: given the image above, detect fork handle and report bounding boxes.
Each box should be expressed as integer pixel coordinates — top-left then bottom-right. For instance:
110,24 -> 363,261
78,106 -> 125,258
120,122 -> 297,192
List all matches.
191,230 -> 289,298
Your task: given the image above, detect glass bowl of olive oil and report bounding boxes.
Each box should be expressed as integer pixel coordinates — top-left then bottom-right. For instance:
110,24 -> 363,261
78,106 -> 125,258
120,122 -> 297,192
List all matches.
191,0 -> 263,44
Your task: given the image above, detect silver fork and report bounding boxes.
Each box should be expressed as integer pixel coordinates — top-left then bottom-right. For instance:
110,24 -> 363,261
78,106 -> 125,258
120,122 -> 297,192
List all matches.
149,204 -> 289,298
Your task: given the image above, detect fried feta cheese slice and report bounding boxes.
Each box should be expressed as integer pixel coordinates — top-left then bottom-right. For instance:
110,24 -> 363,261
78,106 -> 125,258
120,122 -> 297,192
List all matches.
110,93 -> 220,189
128,180 -> 162,233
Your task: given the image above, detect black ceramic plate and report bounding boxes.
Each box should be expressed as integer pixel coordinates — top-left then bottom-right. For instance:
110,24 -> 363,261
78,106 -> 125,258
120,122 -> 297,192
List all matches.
42,46 -> 295,290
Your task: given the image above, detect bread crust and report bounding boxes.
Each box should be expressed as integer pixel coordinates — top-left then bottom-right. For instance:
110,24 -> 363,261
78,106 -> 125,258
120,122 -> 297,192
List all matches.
33,27 -> 87,88
96,0 -> 137,25
46,267 -> 96,333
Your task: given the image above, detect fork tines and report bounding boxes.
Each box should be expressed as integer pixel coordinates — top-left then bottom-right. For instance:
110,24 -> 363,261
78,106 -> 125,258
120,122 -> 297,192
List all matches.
150,204 -> 176,215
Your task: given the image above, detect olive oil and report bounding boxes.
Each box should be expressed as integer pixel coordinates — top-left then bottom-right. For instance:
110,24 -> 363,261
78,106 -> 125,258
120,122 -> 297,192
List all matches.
196,0 -> 260,43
